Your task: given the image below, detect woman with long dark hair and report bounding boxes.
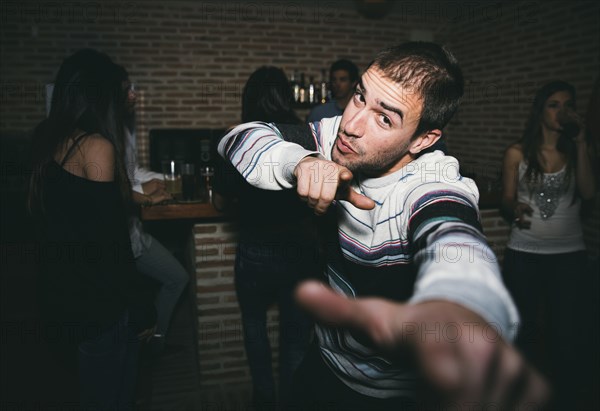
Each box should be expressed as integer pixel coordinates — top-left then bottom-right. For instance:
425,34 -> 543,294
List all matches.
214,66 -> 317,410
28,49 -> 155,410
501,80 -> 595,408
240,66 -> 301,124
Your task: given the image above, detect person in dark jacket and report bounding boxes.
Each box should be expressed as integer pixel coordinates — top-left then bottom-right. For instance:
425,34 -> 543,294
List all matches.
213,66 -> 320,410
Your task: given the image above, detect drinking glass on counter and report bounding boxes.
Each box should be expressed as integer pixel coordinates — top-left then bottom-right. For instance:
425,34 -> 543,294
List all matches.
162,160 -> 182,200
181,163 -> 196,201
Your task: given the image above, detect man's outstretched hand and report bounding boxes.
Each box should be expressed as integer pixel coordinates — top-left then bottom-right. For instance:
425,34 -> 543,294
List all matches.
294,157 -> 375,215
295,281 -> 550,410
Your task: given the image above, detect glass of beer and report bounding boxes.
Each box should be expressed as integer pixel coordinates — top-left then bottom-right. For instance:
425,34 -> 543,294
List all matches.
162,160 -> 182,200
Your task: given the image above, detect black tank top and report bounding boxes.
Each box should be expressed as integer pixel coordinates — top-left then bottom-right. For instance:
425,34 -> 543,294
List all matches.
37,135 -> 153,341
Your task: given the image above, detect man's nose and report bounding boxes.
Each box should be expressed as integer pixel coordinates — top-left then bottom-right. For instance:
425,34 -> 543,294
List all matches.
343,109 -> 365,138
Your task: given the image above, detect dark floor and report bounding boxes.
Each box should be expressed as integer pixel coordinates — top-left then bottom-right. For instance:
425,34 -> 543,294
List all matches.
135,284 -> 254,411
0,200 -> 253,411
0,253 -> 253,411
135,285 -> 202,411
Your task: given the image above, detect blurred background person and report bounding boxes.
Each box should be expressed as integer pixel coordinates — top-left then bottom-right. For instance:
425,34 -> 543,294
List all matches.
307,59 -> 359,123
115,64 -> 189,356
28,49 -> 156,410
213,66 -> 319,410
501,80 -> 596,409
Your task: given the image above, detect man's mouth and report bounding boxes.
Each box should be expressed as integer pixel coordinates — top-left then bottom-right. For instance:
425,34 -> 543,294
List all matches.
336,134 -> 356,154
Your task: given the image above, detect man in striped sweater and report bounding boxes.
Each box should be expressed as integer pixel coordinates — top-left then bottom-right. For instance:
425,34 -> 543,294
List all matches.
219,42 -> 548,410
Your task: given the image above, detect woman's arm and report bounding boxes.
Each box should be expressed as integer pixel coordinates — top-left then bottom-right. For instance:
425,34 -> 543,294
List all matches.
574,135 -> 596,200
501,144 -> 532,228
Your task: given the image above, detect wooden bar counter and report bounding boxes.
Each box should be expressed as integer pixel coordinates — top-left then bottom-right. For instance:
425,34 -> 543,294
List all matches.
141,201 -> 225,221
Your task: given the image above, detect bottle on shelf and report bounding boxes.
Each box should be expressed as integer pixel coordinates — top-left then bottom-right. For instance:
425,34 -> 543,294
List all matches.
291,70 -> 300,103
308,76 -> 316,104
201,166 -> 214,203
299,72 -> 306,103
320,69 -> 328,104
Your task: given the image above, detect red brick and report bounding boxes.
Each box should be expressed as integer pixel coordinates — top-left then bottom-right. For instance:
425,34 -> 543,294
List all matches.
197,307 -> 241,316
196,284 -> 235,293
3,1 -> 598,391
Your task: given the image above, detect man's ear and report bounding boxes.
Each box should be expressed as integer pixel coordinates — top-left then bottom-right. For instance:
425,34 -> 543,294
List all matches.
409,129 -> 442,154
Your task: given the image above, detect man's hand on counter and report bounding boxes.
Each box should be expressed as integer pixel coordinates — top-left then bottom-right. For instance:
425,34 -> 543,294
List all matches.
142,179 -> 167,197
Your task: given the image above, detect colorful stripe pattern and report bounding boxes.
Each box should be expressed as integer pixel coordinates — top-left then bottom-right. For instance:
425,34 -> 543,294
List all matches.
218,118 -> 518,399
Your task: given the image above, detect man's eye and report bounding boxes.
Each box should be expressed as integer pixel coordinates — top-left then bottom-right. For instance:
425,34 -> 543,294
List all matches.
380,115 -> 391,127
354,91 -> 365,104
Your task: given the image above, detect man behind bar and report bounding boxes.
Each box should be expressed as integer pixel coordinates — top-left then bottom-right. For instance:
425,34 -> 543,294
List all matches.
218,42 -> 549,410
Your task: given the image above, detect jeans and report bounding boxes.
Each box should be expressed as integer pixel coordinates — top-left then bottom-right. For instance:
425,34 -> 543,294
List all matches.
135,235 -> 189,339
78,311 -> 139,411
235,241 -> 317,407
502,248 -> 587,407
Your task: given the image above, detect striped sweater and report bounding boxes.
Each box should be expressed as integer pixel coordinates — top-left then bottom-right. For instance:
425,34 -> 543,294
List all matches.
219,116 -> 519,398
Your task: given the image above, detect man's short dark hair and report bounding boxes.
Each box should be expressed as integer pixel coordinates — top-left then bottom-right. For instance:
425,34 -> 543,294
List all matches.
369,42 -> 464,138
330,59 -> 360,83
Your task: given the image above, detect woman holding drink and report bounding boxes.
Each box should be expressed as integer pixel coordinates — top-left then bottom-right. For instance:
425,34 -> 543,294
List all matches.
501,80 -> 596,409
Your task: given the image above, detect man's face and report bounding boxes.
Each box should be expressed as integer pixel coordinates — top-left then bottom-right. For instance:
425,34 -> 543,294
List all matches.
330,69 -> 356,101
122,80 -> 136,114
332,67 -> 426,177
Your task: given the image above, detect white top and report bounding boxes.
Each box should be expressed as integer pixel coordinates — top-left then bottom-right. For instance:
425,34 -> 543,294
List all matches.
125,127 -> 163,258
507,161 -> 585,254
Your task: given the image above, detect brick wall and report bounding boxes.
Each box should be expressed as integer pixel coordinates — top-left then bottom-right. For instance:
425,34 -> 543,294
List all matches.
193,221 -> 248,386
444,0 -> 598,172
2,0 -> 599,390
1,0 -> 429,166
2,0 -> 597,168
441,0 -> 599,254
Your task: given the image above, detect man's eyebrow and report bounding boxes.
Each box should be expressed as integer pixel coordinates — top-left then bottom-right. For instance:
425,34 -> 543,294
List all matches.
357,79 -> 365,92
379,101 -> 403,120
358,78 -> 404,120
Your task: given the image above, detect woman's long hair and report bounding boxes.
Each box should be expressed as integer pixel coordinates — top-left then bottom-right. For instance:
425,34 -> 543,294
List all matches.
28,49 -> 130,214
241,66 -> 301,124
519,81 -> 577,187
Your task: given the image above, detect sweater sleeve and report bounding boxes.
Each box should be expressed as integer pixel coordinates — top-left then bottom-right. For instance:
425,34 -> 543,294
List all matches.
217,121 -> 323,190
131,166 -> 163,194
404,178 -> 519,342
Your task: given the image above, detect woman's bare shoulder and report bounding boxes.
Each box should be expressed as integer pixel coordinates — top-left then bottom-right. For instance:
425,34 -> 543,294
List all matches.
504,143 -> 524,161
79,134 -> 116,182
